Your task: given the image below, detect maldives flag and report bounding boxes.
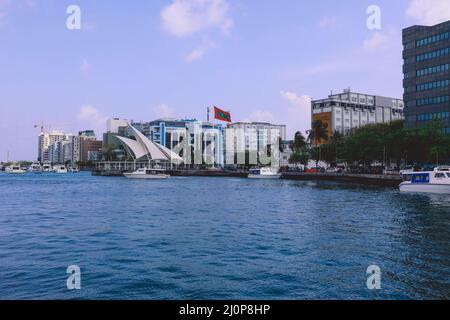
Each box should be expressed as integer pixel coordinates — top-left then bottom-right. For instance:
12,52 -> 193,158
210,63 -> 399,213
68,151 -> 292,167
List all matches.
214,106 -> 232,122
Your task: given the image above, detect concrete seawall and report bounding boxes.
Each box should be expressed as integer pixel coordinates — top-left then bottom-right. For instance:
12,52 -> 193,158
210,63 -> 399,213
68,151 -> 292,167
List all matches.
281,172 -> 402,187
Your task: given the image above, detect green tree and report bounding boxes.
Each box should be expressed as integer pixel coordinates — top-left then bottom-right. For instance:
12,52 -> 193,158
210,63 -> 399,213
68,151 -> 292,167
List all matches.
291,131 -> 307,151
307,120 -> 329,145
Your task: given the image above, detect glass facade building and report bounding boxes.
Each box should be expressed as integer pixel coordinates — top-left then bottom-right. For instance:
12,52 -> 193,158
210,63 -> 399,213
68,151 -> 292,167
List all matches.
403,21 -> 450,132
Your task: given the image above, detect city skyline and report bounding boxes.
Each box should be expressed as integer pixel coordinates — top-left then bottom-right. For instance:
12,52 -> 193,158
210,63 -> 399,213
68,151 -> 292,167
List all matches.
1,0 -> 450,161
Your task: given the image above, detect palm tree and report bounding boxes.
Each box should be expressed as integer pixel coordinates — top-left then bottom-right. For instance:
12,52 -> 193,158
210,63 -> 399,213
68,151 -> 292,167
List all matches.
307,120 -> 329,145
101,144 -> 115,161
291,131 -> 307,152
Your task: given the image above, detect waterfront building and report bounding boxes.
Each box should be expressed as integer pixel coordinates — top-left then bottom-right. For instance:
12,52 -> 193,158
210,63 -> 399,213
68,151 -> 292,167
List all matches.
38,131 -> 68,163
403,21 -> 450,132
132,118 -> 225,166
80,139 -> 102,162
107,118 -> 129,134
311,89 -> 404,144
70,130 -> 100,163
223,122 -> 286,166
279,140 -> 294,168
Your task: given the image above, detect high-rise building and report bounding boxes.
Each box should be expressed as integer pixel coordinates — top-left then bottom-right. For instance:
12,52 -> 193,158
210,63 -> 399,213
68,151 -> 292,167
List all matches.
403,21 -> 450,133
107,118 -> 129,134
311,89 -> 404,144
223,122 -> 286,165
37,131 -> 69,163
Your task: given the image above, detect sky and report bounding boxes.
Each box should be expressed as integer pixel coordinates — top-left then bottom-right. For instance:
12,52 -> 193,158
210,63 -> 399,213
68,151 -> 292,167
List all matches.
1,0 -> 450,161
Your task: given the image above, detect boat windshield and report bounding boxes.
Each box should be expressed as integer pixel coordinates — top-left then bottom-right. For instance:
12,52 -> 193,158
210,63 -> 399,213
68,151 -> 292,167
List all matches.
411,173 -> 430,184
250,169 -> 260,174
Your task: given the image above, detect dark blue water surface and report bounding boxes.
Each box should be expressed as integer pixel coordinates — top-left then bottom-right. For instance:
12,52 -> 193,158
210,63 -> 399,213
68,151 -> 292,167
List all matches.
0,172 -> 449,300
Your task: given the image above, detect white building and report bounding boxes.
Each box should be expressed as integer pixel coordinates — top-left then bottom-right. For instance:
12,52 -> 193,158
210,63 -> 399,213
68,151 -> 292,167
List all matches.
107,118 -> 129,134
133,118 -> 224,166
224,122 -> 287,166
38,131 -> 69,163
311,89 -> 404,144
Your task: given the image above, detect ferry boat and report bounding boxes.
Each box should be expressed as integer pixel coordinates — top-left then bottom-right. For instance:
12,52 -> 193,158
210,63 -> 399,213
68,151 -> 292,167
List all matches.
53,165 -> 68,174
400,169 -> 450,194
248,167 -> 281,179
5,164 -> 27,174
123,168 -> 170,179
28,163 -> 43,174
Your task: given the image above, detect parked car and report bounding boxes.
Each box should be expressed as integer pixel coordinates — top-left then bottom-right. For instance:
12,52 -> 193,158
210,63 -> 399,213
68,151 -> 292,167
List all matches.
306,167 -> 325,173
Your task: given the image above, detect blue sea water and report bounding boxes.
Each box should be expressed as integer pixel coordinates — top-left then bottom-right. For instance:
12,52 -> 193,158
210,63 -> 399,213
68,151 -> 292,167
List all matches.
0,172 -> 449,300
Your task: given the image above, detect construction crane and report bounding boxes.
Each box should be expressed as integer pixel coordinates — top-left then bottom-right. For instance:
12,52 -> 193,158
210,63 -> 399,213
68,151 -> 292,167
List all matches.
33,122 -> 70,134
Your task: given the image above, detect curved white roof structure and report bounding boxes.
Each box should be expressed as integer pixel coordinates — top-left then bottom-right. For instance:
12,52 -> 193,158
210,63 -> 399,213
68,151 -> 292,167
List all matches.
117,125 -> 184,164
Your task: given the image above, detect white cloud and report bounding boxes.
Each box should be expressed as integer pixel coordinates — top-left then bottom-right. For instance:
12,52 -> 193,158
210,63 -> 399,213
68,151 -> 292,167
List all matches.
363,32 -> 389,50
152,104 -> 174,118
80,59 -> 93,75
161,0 -> 233,38
406,0 -> 450,25
363,27 -> 399,51
318,16 -> 338,29
244,110 -> 276,123
281,91 -> 312,137
185,40 -> 217,63
77,105 -> 108,131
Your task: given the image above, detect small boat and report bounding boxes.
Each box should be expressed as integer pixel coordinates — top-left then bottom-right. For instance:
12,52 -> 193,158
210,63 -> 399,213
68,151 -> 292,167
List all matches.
123,168 -> 170,179
42,162 -> 52,172
5,164 -> 27,174
68,166 -> 79,173
53,165 -> 68,174
28,162 -> 43,174
400,170 -> 450,194
248,167 -> 281,179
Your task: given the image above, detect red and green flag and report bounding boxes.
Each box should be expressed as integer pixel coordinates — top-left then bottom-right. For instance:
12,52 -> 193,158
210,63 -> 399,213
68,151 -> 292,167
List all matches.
214,106 -> 232,123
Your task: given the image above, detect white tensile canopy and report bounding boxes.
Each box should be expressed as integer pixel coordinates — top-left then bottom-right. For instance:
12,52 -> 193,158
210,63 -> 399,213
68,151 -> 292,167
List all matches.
117,125 -> 184,164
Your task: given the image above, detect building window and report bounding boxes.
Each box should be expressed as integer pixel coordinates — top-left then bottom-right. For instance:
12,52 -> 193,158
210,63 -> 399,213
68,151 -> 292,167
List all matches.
416,64 -> 449,77
416,111 -> 450,121
416,47 -> 450,62
416,79 -> 450,92
417,95 -> 450,106
416,31 -> 450,48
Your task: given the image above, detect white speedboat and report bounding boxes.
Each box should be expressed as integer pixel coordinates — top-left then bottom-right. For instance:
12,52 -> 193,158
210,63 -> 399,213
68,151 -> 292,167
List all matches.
53,165 -> 68,174
42,162 -> 52,172
124,168 -> 170,179
28,162 -> 43,174
400,170 -> 450,194
248,167 -> 281,179
5,164 -> 27,174
68,166 -> 79,173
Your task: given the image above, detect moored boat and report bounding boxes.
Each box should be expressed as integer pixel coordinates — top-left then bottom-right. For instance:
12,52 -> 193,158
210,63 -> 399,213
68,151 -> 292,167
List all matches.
5,164 -> 27,174
248,167 -> 281,179
28,162 -> 43,174
42,162 -> 52,172
53,165 -> 68,174
400,170 -> 450,194
123,168 -> 170,179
